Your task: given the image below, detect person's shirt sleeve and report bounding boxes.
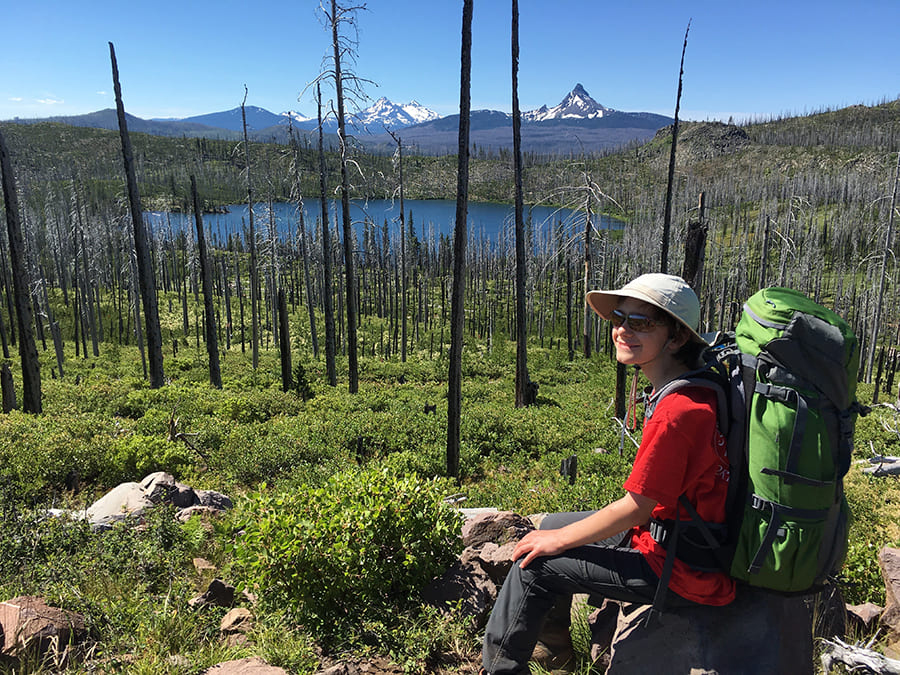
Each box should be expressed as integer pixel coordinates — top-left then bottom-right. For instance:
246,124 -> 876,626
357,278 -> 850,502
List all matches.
622,391 -> 717,507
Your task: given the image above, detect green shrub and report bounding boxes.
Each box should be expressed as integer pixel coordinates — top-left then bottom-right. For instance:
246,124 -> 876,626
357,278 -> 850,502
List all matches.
213,419 -> 332,484
231,467 -> 462,647
215,389 -> 303,423
105,434 -> 195,483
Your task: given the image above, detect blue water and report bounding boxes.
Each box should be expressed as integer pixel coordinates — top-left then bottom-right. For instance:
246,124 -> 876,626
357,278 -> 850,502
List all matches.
145,198 -> 622,247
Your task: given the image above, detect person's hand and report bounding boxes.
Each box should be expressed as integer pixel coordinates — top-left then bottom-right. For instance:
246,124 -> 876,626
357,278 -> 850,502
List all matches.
512,529 -> 567,569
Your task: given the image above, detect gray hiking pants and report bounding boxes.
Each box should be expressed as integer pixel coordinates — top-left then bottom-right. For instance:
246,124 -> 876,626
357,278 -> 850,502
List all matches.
481,512 -> 692,675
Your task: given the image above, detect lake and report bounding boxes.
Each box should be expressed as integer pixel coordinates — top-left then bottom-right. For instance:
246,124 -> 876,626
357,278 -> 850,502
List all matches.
145,198 -> 623,248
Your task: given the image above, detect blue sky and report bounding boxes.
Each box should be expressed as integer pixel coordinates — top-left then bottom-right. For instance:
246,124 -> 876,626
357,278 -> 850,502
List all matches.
2,0 -> 898,123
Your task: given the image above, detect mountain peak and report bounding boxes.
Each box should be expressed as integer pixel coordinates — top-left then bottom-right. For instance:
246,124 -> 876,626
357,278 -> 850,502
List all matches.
523,84 -> 611,122
354,97 -> 439,130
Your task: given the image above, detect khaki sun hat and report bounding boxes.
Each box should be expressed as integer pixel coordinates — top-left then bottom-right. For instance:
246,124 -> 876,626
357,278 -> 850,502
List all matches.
585,273 -> 706,344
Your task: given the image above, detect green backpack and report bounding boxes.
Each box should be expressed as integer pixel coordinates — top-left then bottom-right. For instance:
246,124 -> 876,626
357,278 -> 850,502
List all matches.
647,287 -> 866,604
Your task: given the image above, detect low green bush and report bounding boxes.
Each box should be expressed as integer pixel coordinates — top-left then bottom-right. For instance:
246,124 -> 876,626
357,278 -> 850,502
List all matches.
231,466 -> 462,648
105,434 -> 195,484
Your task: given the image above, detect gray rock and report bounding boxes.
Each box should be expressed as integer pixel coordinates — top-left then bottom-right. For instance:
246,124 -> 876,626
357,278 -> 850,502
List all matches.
141,472 -> 178,504
86,482 -> 152,527
881,547 -> 900,638
202,657 -> 287,674
847,601 -> 883,633
0,596 -> 87,663
189,578 -> 235,609
588,599 -> 621,669
220,607 -> 253,634
194,489 -> 233,510
460,541 -> 516,585
460,511 -> 533,548
176,505 -> 224,522
605,587 -> 813,674
423,559 -> 497,628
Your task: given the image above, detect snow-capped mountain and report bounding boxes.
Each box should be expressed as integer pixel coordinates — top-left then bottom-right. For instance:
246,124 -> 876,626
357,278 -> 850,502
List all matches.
354,97 -> 439,130
283,111 -> 315,125
523,83 -> 611,122
7,84 -> 671,154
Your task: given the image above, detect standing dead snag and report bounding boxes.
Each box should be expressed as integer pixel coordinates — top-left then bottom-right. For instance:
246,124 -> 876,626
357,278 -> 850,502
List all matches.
241,87 -> 260,371
660,20 -> 691,274
681,192 -> 707,292
324,0 -> 365,394
386,129 -> 409,364
447,0 -> 473,480
512,0 -> 534,407
0,129 -> 41,413
109,42 -> 164,389
316,83 -> 337,387
191,175 -> 221,389
866,151 -> 900,382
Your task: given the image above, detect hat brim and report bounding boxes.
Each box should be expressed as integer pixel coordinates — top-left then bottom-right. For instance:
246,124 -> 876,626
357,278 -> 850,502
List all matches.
585,289 -> 708,345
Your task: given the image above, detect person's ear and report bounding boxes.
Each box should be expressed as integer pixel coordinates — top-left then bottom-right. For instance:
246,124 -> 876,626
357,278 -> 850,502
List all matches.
667,326 -> 689,353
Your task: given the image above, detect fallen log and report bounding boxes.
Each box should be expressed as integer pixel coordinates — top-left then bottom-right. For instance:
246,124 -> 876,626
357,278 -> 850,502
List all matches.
820,637 -> 900,674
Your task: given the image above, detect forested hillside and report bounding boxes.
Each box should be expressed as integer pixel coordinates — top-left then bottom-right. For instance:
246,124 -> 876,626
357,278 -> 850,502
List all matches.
0,97 -> 899,673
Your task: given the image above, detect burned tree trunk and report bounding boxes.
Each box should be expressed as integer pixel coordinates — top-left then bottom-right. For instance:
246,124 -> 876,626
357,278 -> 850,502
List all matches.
278,288 -> 292,393
866,151 -> 900,381
512,0 -> 534,407
329,0 -> 360,394
191,175 -> 221,389
110,42 -> 164,388
0,130 -> 41,412
447,0 -> 473,480
660,21 -> 690,274
317,83 -> 337,386
241,88 -> 260,371
681,192 -> 707,292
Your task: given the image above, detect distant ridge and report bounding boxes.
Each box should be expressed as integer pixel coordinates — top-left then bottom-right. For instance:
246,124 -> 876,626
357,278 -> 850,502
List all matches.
3,85 -> 672,155
360,86 -> 673,155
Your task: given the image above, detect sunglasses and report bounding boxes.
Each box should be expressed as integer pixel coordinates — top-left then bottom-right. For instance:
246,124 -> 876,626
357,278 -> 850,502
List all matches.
609,309 -> 664,333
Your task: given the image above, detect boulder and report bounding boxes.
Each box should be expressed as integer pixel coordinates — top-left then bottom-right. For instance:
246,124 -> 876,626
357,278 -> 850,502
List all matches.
460,511 -> 533,548
193,557 -> 217,574
881,547 -> 900,639
423,559 -> 497,628
195,489 -> 233,510
460,541 -> 517,585
85,482 -> 151,530
220,607 -> 253,635
141,472 -> 181,504
588,599 -> 621,670
176,505 -> 225,523
189,579 -> 235,609
202,656 -> 287,674
0,596 -> 87,665
847,602 -> 883,634
84,474 -> 232,530
604,588 -> 813,674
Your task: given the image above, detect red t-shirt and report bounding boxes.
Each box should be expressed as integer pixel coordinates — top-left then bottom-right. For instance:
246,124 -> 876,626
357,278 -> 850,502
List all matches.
624,387 -> 736,606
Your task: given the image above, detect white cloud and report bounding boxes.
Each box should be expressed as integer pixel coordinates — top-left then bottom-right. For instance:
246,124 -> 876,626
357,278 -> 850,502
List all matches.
97,91 -> 107,96
9,97 -> 23,102
36,98 -> 64,106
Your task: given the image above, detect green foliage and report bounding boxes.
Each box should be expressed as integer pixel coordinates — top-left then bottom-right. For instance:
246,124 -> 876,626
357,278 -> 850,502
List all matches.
105,434 -> 194,484
214,389 -> 303,423
0,410 -> 110,502
231,467 -> 462,648
212,418 -> 337,485
292,360 -> 315,401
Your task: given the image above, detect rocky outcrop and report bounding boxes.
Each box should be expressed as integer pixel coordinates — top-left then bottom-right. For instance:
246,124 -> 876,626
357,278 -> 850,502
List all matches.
436,511 -> 895,674
202,656 -> 287,674
0,596 -> 87,667
604,591 -> 813,674
83,472 -> 232,530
